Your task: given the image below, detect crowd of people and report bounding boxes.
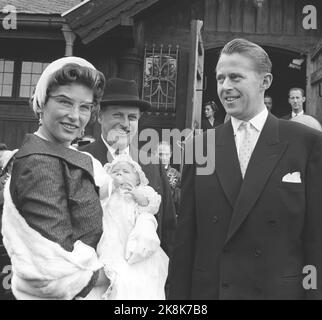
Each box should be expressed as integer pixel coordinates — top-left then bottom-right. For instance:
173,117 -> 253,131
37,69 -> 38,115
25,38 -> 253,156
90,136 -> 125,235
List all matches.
1,38 -> 322,300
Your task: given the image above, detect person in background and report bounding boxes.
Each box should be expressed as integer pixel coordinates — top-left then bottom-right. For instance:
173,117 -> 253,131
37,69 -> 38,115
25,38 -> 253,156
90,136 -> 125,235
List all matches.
201,101 -> 222,129
282,88 -> 306,119
264,95 -> 273,113
156,141 -> 181,215
224,113 -> 231,123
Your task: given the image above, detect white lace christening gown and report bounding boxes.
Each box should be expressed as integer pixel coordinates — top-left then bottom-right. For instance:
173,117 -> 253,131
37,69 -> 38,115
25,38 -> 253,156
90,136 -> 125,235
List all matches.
95,187 -> 169,300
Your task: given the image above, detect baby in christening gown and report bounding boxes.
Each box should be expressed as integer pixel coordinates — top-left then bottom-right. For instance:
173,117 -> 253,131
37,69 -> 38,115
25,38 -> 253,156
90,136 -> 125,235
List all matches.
95,154 -> 169,300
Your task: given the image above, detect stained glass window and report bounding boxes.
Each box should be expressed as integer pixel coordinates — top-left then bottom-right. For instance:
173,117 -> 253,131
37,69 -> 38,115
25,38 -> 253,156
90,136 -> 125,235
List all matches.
142,44 -> 179,112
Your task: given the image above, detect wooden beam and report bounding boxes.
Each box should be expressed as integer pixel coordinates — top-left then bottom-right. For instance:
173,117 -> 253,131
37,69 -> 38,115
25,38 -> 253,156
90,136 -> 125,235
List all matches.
0,31 -> 64,40
0,13 -> 64,27
185,20 -> 204,129
120,15 -> 134,26
311,40 -> 322,61
68,0 -> 159,44
311,68 -> 322,85
203,32 -> 318,53
64,0 -> 123,29
133,20 -> 145,53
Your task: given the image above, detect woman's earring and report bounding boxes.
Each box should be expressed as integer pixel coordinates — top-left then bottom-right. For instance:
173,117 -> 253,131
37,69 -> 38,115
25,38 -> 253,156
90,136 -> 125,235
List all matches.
38,113 -> 42,126
80,129 -> 85,137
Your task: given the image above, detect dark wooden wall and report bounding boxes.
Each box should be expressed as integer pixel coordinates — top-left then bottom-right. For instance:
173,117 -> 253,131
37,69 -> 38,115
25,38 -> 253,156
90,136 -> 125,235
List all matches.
307,42 -> 322,121
203,0 -> 321,51
140,0 -> 322,127
2,0 -> 321,148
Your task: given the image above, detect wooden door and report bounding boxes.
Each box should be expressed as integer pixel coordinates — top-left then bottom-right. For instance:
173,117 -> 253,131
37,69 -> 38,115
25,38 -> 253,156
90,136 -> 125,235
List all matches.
185,19 -> 204,130
306,39 -> 322,122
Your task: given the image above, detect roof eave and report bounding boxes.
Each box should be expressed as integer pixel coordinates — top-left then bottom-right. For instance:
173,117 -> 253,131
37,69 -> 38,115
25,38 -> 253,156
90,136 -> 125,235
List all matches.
64,0 -> 160,44
0,13 -> 66,28
61,0 -> 91,17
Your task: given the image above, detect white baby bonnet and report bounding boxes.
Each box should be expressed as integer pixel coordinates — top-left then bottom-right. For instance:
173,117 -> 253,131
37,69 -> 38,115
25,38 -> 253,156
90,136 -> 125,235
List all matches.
103,154 -> 149,186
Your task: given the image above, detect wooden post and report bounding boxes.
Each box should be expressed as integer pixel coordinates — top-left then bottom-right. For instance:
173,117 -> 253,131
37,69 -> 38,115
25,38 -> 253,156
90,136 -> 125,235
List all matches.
185,19 -> 204,130
119,48 -> 143,85
62,24 -> 76,57
181,19 -> 205,175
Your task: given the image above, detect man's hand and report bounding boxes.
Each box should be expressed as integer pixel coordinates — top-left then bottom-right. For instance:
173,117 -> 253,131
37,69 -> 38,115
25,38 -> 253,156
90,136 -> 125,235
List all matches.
125,213 -> 160,264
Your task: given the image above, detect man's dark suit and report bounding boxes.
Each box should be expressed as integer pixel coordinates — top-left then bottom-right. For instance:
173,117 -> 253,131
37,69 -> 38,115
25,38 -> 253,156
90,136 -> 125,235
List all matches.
169,113 -> 322,300
80,137 -> 177,256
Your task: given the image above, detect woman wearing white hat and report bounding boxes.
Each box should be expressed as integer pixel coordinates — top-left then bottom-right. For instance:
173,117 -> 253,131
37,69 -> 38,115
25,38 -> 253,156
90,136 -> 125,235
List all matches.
1,57 -> 110,300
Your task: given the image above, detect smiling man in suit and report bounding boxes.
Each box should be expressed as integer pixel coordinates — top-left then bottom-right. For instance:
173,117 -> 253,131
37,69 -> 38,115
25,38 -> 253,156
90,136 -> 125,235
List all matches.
80,78 -> 176,257
169,38 -> 322,300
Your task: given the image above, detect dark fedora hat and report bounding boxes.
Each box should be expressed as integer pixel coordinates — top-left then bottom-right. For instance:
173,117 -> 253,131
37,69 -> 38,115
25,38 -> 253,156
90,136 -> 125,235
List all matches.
100,78 -> 151,111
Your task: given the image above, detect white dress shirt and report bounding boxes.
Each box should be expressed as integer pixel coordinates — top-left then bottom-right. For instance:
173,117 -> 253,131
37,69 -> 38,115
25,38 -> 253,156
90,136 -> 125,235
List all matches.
231,107 -> 268,157
291,110 -> 304,118
101,134 -> 130,160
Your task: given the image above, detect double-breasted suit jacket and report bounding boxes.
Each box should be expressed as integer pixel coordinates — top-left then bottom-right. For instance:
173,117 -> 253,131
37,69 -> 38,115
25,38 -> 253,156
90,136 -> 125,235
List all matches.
80,136 -> 177,256
169,113 -> 322,300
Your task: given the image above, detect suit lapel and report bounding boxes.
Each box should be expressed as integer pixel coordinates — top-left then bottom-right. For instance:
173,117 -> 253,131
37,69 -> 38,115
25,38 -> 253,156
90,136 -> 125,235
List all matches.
129,146 -> 140,164
95,136 -> 112,164
216,121 -> 243,208
225,114 -> 288,244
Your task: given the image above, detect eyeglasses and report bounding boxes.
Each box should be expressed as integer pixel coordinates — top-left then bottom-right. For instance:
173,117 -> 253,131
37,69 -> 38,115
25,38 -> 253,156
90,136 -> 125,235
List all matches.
48,95 -> 94,115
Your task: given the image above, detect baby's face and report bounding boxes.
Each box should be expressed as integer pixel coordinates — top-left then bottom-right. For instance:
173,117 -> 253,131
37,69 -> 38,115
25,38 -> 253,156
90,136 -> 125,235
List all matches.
110,161 -> 140,188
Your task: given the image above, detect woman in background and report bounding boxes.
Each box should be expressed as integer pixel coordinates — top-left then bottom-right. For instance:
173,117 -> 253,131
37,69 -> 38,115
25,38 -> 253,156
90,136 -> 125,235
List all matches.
201,100 -> 222,129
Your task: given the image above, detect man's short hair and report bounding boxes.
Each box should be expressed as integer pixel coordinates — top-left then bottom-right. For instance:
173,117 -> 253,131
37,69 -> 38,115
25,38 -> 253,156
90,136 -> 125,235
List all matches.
219,38 -> 272,74
289,87 -> 305,97
264,95 -> 273,101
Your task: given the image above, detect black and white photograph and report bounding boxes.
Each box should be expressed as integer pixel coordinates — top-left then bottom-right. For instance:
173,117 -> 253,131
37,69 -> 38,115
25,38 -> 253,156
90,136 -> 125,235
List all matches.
0,0 -> 322,303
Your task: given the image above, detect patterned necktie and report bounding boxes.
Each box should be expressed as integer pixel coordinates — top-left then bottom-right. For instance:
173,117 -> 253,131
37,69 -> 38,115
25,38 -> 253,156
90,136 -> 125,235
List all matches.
238,121 -> 253,178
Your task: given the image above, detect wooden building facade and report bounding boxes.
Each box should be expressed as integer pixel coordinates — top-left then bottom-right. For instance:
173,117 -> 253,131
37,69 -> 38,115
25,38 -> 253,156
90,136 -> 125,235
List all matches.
64,0 -> 322,135
0,0 -> 321,148
0,0 -> 83,149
